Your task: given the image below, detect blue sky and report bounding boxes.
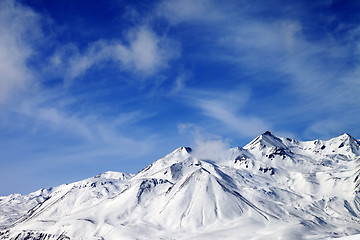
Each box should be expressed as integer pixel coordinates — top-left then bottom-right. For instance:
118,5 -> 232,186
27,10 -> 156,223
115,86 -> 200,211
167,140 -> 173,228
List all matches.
0,0 -> 359,195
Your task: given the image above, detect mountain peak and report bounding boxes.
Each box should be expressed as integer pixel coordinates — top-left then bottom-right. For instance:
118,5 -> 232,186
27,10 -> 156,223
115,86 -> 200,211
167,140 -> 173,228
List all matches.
332,132 -> 355,141
328,133 -> 360,154
328,133 -> 359,145
337,133 -> 352,140
262,131 -> 273,136
181,146 -> 192,153
244,131 -> 285,150
2,133 -> 360,240
136,146 -> 193,177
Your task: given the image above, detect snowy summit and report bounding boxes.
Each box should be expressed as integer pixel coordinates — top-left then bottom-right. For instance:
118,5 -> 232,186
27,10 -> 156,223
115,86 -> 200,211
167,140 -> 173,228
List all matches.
1,132 -> 360,240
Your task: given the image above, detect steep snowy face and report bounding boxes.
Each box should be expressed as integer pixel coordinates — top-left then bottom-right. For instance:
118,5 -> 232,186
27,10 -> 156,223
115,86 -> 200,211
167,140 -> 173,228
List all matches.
1,133 -> 360,240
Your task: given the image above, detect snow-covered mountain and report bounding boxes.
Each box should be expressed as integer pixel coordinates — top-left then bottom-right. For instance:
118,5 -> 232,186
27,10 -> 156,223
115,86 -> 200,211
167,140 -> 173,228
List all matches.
1,132 -> 360,240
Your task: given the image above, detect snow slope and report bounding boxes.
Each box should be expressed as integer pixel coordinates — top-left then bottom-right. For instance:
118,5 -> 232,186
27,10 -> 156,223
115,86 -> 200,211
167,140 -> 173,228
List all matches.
0,171 -> 131,229
1,132 -> 360,240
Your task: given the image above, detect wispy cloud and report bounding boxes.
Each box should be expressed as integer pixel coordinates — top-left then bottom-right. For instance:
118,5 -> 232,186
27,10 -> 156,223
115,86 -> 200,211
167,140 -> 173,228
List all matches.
0,0 -> 42,103
0,0 -> 179,181
1,0 -> 360,195
177,123 -> 231,162
15,94 -> 157,158
216,6 -> 360,109
51,26 -> 180,86
180,89 -> 270,138
161,0 -> 360,139
169,71 -> 191,95
0,0 -> 158,181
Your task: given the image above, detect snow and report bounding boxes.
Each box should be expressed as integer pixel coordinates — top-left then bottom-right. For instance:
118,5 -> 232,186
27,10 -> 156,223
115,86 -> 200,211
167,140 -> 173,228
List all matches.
1,132 -> 360,239
332,234 -> 360,240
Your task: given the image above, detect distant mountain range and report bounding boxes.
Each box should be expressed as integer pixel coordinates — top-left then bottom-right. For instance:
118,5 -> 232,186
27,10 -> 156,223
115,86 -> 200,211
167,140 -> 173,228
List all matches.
1,132 -> 360,240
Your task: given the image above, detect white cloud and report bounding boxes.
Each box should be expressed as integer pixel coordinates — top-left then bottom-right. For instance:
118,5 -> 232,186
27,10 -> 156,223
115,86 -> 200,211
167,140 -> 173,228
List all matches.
37,107 -> 95,141
177,123 -> 231,162
0,1 -> 182,96
159,0 -> 359,113
0,0 -> 41,103
181,89 -> 270,138
0,1 -> 171,173
114,27 -> 179,74
13,96 -> 158,161
192,136 -> 230,162
195,98 -> 269,137
165,0 -> 359,140
169,71 -> 191,94
53,26 -> 179,86
218,16 -> 360,112
18,95 -> 146,142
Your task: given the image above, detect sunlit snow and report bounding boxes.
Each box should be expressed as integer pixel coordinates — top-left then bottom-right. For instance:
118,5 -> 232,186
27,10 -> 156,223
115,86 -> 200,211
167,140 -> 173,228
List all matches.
1,132 -> 360,239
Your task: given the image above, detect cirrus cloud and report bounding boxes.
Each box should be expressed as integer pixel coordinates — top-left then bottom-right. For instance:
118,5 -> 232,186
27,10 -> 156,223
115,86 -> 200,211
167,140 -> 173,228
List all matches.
0,0 -> 42,103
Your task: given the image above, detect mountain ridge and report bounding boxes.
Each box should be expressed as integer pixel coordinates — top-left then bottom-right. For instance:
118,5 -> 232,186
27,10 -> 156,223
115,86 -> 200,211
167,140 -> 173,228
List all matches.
1,132 -> 360,240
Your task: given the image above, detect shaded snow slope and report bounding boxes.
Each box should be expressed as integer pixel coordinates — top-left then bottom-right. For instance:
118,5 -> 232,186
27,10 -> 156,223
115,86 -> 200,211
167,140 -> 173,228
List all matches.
1,132 -> 360,240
